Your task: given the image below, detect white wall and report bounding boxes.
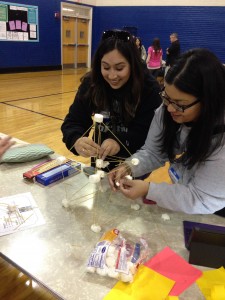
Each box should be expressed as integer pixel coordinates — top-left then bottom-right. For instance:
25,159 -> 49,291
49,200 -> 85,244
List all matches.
71,0 -> 225,6
68,0 -> 97,5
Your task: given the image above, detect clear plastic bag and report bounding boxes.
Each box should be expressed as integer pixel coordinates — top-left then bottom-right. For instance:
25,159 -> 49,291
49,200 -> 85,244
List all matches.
86,228 -> 150,282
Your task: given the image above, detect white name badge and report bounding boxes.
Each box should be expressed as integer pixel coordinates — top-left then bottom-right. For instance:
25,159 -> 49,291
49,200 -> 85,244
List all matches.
169,166 -> 180,183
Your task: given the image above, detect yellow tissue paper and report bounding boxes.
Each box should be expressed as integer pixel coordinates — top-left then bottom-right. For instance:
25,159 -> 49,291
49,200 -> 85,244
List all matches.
196,267 -> 225,300
104,265 -> 175,300
210,285 -> 225,300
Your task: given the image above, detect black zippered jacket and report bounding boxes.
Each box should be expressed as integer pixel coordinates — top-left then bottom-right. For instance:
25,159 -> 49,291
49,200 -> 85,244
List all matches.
61,72 -> 161,160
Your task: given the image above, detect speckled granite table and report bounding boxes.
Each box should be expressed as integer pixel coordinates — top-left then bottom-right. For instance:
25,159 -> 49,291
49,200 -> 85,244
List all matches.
1,158 -> 225,299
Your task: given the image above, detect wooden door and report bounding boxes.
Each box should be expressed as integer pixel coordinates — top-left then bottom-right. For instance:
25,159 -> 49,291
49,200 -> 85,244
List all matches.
77,18 -> 89,68
62,16 -> 76,68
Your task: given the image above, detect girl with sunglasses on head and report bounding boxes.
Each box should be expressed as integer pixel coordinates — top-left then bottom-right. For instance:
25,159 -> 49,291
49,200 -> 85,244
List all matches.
108,48 -> 225,216
61,29 -> 161,170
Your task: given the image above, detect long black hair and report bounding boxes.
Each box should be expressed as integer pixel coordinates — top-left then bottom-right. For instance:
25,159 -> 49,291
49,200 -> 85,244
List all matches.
82,30 -> 148,122
162,48 -> 225,168
134,36 -> 143,55
152,38 -> 161,52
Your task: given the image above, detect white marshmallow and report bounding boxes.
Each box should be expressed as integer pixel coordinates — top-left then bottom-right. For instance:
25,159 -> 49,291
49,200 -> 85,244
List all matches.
91,224 -> 101,233
93,114 -> 103,123
125,175 -> 133,180
161,213 -> 170,221
96,267 -> 108,276
62,198 -> 69,208
89,174 -> 101,183
127,262 -> 136,275
86,266 -> 96,273
131,204 -> 141,210
55,156 -> 66,164
102,161 -> 109,168
7,204 -> 17,212
97,170 -> 105,178
107,245 -> 116,256
131,158 -> 139,166
108,268 -> 119,279
95,159 -> 109,169
106,256 -> 116,268
96,159 -> 104,168
120,272 -> 133,283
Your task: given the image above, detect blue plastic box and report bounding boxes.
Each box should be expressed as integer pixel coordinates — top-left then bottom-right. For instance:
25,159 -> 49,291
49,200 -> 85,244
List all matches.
35,161 -> 81,186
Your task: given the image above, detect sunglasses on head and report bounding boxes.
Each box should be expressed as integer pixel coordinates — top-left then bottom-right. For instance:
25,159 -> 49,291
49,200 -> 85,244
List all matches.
101,30 -> 132,42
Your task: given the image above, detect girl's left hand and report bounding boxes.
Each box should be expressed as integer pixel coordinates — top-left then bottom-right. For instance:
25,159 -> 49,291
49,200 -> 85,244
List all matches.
119,178 -> 150,200
99,138 -> 120,160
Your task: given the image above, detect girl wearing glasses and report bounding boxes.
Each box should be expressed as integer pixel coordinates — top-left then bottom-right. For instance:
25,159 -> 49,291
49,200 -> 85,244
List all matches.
109,48 -> 225,215
61,30 -> 161,170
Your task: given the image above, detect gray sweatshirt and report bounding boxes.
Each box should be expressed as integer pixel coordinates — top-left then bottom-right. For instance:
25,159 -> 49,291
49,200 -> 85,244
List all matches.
128,105 -> 225,214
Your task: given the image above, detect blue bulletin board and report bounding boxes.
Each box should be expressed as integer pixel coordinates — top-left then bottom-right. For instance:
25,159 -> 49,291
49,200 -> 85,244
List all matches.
0,1 -> 39,42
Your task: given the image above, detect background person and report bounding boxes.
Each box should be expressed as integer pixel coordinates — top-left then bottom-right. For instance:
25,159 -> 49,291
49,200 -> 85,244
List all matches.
134,36 -> 147,62
146,37 -> 163,78
165,33 -> 180,76
61,29 -> 161,170
109,48 -> 225,215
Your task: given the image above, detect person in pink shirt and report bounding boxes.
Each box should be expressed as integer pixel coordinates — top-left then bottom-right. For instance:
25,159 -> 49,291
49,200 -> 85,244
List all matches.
146,38 -> 163,78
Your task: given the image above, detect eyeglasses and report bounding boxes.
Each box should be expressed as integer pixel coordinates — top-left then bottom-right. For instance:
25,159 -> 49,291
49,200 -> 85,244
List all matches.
101,30 -> 132,42
159,88 -> 200,112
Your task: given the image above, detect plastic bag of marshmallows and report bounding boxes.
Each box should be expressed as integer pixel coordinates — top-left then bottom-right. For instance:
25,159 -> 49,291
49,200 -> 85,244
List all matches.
86,228 -> 150,282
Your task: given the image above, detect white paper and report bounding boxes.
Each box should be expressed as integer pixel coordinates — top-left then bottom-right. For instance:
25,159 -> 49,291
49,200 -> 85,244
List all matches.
0,192 -> 45,236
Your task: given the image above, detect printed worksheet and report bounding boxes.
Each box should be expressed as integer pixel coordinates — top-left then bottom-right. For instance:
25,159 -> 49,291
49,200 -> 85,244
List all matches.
0,192 -> 45,236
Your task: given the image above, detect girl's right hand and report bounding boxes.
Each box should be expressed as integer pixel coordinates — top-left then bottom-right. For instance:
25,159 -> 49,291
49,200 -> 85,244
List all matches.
74,137 -> 100,157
